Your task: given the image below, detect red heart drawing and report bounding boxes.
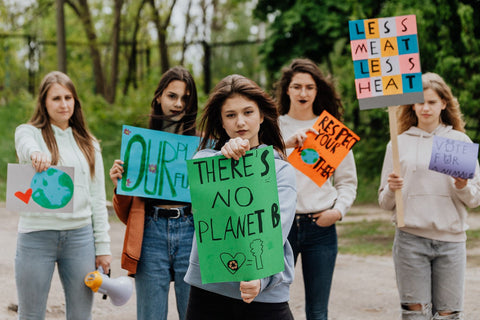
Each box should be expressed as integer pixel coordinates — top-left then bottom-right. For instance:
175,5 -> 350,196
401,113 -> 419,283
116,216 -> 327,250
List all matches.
15,188 -> 33,204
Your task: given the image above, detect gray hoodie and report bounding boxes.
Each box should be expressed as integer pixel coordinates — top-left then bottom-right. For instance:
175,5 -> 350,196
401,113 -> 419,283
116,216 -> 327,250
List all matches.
378,124 -> 480,242
184,146 -> 297,303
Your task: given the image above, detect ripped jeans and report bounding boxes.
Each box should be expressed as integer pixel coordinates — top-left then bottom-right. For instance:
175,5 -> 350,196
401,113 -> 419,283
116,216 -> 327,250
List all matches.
393,230 -> 465,320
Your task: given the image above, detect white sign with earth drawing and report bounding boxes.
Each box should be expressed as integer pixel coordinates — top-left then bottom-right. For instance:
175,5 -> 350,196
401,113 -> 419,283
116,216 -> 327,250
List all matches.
6,164 -> 75,213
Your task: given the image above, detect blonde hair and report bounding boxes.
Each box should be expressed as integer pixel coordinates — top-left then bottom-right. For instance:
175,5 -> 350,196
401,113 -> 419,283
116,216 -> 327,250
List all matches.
397,72 -> 465,134
29,71 -> 97,177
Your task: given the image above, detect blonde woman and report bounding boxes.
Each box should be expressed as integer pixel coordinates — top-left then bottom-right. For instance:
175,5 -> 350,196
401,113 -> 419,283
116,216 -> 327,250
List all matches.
379,72 -> 480,320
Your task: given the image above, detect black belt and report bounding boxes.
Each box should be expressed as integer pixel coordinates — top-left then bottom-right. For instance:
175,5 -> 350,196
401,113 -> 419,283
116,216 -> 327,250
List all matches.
295,213 -> 317,222
147,205 -> 191,219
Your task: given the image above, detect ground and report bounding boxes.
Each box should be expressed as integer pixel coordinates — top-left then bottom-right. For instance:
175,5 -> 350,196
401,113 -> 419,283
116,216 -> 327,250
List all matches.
2,204 -> 480,319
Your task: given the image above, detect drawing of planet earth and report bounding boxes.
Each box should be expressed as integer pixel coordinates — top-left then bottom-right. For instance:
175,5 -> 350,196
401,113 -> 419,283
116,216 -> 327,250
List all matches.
300,148 -> 319,164
30,168 -> 74,209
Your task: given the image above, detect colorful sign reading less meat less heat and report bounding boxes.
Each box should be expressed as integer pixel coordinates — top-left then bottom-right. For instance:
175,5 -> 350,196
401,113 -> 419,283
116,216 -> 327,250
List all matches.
349,15 -> 424,110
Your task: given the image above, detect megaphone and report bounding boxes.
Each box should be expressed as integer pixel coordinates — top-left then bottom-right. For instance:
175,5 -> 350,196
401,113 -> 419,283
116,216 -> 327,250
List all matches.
84,267 -> 133,306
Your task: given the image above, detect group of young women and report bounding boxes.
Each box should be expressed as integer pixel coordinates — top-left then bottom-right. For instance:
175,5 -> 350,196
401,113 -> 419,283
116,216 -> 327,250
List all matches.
14,57 -> 480,320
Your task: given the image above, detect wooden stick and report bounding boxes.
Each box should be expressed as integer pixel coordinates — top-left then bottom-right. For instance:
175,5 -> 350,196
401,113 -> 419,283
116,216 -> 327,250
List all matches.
388,106 -> 405,227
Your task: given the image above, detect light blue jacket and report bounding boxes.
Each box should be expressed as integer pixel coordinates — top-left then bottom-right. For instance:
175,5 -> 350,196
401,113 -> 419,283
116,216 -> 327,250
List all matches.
184,146 -> 297,303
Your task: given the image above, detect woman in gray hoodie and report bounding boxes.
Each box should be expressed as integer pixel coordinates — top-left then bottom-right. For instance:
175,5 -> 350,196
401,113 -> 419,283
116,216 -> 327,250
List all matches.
378,72 -> 480,320
184,74 -> 297,320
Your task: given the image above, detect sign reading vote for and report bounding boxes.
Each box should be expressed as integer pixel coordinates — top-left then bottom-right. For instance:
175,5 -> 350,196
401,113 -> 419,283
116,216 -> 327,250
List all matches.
429,136 -> 479,179
186,146 -> 284,284
288,110 -> 360,188
118,125 -> 200,202
349,15 -> 424,110
6,164 -> 74,213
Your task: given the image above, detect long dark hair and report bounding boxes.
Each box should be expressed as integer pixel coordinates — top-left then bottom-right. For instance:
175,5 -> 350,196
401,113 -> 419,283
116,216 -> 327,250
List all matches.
29,71 -> 96,177
149,66 -> 198,135
198,74 -> 285,156
275,58 -> 344,120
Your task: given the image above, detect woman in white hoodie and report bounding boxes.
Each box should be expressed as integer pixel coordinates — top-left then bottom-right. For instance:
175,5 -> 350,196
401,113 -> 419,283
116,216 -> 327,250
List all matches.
378,72 -> 480,320
15,71 -> 111,319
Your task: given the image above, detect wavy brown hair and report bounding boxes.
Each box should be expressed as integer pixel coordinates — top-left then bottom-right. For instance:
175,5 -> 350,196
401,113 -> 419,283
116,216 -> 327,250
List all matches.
275,58 -> 344,120
149,66 -> 198,135
198,74 -> 285,157
29,71 -> 97,177
397,72 -> 465,134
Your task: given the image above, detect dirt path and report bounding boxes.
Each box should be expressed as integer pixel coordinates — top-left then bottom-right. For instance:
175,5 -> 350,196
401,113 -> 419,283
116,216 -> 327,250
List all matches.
2,204 -> 480,319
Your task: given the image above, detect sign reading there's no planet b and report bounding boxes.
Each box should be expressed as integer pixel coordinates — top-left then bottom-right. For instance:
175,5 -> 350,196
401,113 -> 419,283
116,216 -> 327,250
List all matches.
117,125 -> 201,202
429,136 -> 479,179
186,146 -> 284,284
6,164 -> 74,212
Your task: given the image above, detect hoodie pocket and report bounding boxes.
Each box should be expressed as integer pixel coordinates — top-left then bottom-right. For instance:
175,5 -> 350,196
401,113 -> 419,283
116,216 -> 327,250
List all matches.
404,194 -> 462,233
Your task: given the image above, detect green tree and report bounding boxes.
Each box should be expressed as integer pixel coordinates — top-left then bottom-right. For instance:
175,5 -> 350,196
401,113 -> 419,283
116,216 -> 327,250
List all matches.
254,0 -> 480,202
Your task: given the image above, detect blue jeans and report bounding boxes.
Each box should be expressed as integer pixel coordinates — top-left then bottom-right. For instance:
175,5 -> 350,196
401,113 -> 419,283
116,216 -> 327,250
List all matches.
135,214 -> 195,320
393,229 -> 465,320
15,225 -> 96,320
288,215 -> 338,320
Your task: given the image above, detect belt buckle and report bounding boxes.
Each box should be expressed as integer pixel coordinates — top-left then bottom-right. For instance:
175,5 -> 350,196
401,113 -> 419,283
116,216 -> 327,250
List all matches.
170,208 -> 181,219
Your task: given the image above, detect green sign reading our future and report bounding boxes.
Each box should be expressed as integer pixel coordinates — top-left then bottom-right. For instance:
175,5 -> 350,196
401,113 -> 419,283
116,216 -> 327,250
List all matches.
187,146 -> 284,284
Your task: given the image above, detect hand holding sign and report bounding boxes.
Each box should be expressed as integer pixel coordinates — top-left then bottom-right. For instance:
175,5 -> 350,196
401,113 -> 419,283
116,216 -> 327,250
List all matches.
7,164 -> 75,212
288,110 -> 360,188
240,279 -> 261,304
117,125 -> 200,202
429,136 -> 479,179
284,127 -> 319,149
349,15 -> 425,227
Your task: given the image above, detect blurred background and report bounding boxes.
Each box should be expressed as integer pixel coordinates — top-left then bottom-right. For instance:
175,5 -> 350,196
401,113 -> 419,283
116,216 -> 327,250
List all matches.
1,0 -> 479,203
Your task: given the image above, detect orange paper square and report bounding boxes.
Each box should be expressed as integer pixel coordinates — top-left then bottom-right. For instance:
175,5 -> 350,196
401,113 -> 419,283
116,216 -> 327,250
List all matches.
287,110 -> 360,187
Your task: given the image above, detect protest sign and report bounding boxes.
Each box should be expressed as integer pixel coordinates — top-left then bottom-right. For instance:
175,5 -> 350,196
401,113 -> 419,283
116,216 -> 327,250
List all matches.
288,110 -> 360,188
6,164 -> 74,212
187,146 -> 284,284
349,14 -> 426,227
349,14 -> 424,110
117,125 -> 200,202
429,136 -> 479,179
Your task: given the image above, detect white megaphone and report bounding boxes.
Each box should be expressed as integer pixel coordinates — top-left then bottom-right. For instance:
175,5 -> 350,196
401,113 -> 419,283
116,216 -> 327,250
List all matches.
84,266 -> 133,306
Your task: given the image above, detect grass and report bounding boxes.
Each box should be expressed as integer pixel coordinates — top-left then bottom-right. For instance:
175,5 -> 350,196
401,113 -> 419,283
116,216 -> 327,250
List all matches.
337,219 -> 395,256
338,209 -> 480,267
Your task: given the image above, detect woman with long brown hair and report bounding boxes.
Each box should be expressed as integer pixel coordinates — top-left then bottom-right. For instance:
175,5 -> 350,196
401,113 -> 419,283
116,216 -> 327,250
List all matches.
15,71 -> 111,319
276,58 -> 357,320
109,66 -> 198,320
184,74 -> 297,320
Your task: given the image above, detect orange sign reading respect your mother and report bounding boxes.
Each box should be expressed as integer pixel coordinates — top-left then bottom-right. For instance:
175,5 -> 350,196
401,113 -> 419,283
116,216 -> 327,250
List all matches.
288,110 -> 360,187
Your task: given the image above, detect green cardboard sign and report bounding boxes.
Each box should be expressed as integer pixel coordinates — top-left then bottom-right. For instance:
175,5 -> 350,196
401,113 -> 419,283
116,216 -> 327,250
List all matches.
187,146 -> 285,284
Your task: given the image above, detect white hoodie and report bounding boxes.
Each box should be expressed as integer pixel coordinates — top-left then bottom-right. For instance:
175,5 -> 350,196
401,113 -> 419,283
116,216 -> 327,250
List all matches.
378,124 -> 480,242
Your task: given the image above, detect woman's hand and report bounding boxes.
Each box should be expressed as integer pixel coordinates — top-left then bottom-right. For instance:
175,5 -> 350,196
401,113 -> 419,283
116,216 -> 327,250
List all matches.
221,137 -> 250,160
240,279 -> 261,303
95,255 -> 112,274
387,172 -> 403,191
109,160 -> 124,188
453,177 -> 467,189
30,151 -> 51,172
312,209 -> 342,227
284,127 -> 318,149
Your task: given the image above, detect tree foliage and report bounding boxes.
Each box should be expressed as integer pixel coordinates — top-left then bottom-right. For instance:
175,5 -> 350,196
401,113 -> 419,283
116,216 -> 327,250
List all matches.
1,0 -> 479,202
254,0 -> 480,193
